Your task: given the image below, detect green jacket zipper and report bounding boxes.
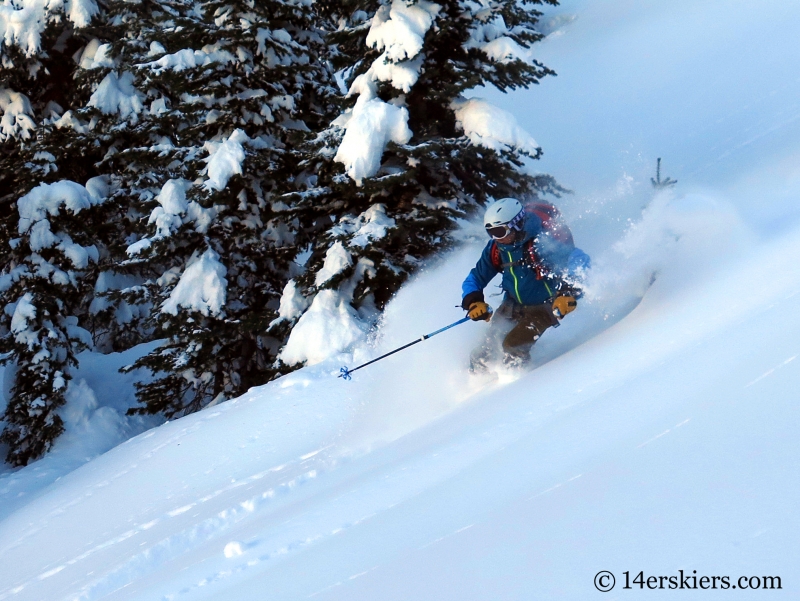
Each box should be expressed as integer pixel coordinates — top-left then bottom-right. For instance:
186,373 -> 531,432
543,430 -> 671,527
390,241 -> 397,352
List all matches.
507,251 -> 523,303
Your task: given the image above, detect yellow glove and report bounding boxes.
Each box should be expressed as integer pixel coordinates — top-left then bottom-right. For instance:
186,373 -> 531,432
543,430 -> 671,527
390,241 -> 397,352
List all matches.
468,301 -> 492,321
552,295 -> 577,319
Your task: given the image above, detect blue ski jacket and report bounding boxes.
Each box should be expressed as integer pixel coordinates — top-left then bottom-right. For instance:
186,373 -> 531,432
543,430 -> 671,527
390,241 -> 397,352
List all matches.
461,214 -> 578,309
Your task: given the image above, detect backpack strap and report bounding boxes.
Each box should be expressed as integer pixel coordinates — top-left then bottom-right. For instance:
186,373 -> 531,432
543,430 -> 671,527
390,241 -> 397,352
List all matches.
490,241 -> 502,271
493,239 -> 547,279
526,239 -> 549,280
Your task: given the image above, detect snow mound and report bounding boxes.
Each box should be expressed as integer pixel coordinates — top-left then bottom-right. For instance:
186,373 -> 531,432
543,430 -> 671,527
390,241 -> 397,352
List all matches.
279,290 -> 367,366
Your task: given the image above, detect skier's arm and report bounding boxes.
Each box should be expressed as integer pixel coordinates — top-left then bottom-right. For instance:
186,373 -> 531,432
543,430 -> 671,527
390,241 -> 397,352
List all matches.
567,248 -> 591,275
461,242 -> 500,310
538,233 -> 575,272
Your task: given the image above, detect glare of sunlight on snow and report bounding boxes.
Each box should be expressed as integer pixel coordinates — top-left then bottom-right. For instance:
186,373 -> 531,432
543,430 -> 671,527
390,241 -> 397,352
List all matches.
223,542 -> 244,558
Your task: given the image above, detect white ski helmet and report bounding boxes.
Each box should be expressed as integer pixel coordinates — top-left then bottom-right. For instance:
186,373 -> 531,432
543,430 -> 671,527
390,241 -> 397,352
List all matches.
483,198 -> 524,238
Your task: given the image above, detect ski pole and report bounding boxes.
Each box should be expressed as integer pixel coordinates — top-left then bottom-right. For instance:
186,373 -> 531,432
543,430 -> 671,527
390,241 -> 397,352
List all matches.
338,315 -> 472,380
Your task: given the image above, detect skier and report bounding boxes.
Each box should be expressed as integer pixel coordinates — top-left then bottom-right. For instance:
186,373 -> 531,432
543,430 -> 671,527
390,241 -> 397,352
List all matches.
461,198 -> 590,371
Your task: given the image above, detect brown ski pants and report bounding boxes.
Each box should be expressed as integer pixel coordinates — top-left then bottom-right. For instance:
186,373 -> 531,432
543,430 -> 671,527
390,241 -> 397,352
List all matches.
470,298 -> 560,369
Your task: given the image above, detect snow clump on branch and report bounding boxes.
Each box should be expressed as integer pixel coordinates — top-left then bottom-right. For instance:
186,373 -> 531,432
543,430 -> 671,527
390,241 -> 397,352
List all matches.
276,280 -> 310,323
451,97 -> 540,155
315,242 -> 353,287
333,0 -> 441,184
77,39 -> 115,70
88,72 -> 144,120
464,13 -> 532,64
161,248 -> 227,317
17,180 -> 103,235
138,46 -> 236,73
367,0 -> 440,61
329,204 -> 396,248
16,180 -> 105,269
0,0 -> 98,56
0,89 -> 35,141
333,98 -> 411,185
204,129 -> 248,191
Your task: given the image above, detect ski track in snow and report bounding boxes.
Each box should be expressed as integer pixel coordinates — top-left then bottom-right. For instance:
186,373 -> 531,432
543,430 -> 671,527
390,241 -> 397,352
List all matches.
46,383 -> 534,599
9,230 -> 796,599
3,444 -> 329,600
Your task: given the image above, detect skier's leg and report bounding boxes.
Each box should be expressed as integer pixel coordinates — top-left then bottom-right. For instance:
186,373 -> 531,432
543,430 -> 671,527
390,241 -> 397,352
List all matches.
470,299 -> 515,372
501,303 -> 558,366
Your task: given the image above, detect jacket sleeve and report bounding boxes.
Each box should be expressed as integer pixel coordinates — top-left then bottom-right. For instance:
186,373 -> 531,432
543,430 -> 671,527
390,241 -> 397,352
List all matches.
567,248 -> 591,275
523,212 -> 573,271
461,241 -> 500,309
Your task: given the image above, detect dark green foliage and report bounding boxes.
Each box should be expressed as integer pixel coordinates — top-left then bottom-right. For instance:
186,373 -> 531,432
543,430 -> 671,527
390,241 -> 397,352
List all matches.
651,157 -> 677,189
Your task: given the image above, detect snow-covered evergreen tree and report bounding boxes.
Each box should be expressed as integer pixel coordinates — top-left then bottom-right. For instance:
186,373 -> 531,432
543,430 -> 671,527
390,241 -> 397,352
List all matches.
277,0 -> 562,366
0,0 -> 102,203
0,0 -> 120,465
1,0 -> 340,459
96,0 -> 338,416
0,180 -> 113,465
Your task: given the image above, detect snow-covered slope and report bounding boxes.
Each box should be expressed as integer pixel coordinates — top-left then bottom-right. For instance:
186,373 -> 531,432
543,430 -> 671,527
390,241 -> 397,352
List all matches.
3,1 -> 800,599
483,0 -> 800,248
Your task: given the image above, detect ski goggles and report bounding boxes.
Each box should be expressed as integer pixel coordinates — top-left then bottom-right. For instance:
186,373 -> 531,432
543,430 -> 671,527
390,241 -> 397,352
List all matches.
485,224 -> 513,239
485,210 -> 525,240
